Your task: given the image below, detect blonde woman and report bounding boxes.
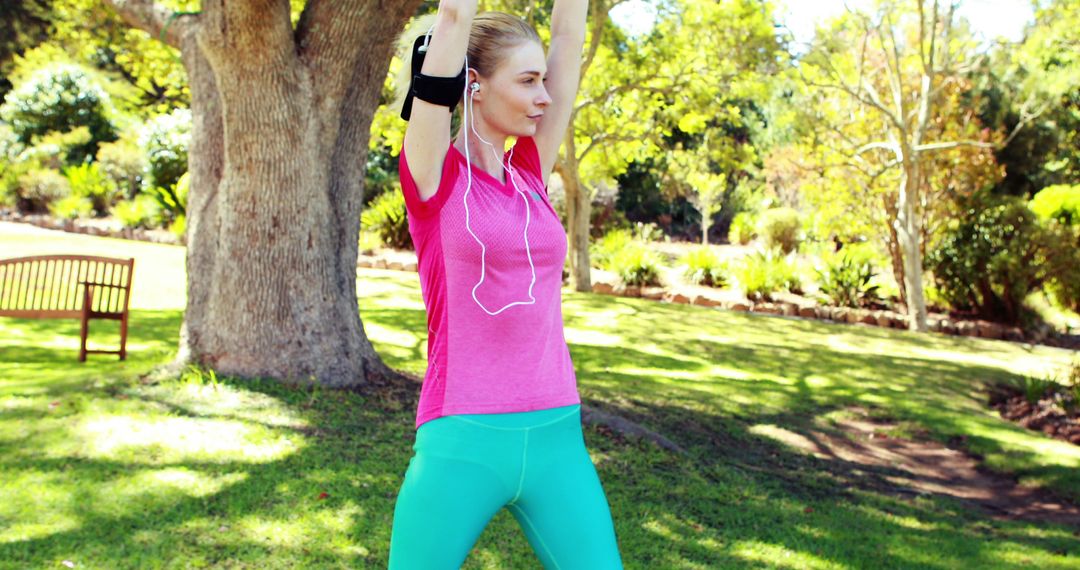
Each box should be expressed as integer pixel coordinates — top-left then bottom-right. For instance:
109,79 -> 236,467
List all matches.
387,0 -> 624,568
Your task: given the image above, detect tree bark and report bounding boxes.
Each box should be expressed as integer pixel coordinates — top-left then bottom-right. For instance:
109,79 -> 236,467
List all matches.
106,0 -> 423,387
556,137 -> 592,292
896,156 -> 929,331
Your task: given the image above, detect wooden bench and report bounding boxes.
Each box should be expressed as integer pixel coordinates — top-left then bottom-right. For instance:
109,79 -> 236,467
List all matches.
0,254 -> 134,361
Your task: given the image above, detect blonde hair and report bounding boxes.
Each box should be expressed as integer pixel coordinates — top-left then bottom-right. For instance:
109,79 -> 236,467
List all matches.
392,11 -> 543,116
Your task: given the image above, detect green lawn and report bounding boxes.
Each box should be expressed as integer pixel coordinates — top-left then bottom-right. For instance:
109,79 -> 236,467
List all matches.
2,226 -> 1079,569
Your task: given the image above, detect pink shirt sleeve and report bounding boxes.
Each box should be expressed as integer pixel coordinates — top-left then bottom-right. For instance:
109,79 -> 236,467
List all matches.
399,144 -> 455,219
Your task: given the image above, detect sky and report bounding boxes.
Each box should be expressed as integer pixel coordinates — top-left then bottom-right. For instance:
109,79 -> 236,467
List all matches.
610,0 -> 1036,47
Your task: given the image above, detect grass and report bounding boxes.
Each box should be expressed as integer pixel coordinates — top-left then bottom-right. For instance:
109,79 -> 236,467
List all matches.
2,225 -> 1080,569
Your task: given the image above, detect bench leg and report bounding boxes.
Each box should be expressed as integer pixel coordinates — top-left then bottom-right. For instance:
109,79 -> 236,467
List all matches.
119,311 -> 128,361
79,285 -> 91,363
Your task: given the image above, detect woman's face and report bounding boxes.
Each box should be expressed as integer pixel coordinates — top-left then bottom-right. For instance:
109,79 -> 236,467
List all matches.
472,41 -> 552,138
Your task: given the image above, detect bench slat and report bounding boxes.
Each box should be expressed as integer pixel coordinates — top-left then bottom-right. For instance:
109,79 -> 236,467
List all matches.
1,254 -> 134,361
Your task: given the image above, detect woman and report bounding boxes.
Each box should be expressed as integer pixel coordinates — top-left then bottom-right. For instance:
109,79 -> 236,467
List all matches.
387,1 -> 624,568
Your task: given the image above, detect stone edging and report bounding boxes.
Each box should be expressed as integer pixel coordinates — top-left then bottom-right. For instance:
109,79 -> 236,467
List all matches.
0,211 -> 183,245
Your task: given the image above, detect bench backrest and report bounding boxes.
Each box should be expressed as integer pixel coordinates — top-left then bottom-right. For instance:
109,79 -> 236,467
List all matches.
0,255 -> 135,319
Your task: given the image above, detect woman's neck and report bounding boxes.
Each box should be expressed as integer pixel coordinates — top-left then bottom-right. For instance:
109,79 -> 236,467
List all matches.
455,124 -> 509,184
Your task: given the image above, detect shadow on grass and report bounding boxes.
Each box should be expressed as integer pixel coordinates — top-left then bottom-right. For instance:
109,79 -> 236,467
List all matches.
2,299 -> 1078,568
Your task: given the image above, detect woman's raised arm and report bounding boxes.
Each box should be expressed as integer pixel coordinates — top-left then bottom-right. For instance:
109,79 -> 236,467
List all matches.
532,0 -> 589,187
402,0 -> 478,202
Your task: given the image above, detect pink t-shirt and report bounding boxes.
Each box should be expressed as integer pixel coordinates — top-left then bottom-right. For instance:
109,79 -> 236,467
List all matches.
398,136 -> 581,430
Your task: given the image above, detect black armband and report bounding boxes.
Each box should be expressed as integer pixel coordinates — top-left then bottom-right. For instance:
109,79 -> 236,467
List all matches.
400,35 -> 467,121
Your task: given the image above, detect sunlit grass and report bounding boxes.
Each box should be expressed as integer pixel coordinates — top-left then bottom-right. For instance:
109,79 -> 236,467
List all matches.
2,227 -> 1079,568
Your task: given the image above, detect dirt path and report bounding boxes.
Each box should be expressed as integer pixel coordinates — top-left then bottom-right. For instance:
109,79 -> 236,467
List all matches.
770,406 -> 1080,528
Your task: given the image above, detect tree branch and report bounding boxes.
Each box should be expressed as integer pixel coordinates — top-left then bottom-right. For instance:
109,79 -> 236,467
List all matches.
102,0 -> 195,49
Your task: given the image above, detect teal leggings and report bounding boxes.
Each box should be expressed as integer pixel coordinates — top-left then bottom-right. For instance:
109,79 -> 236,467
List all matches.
388,404 -> 624,569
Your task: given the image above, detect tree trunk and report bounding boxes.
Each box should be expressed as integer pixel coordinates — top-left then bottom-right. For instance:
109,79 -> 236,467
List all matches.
107,0 -> 422,387
558,135 -> 592,292
895,159 -> 929,332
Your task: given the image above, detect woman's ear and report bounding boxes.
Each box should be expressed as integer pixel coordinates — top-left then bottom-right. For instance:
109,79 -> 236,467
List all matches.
467,69 -> 483,102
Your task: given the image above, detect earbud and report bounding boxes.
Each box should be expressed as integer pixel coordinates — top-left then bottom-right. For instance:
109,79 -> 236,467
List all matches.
470,82 -> 480,93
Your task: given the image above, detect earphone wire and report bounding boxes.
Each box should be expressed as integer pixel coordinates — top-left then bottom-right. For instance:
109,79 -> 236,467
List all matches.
461,53 -> 538,316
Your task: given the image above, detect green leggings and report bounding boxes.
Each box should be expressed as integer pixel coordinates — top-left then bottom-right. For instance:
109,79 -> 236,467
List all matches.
388,404 -> 624,569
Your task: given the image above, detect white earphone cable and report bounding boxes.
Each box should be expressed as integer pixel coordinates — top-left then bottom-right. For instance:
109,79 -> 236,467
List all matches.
460,52 -> 538,316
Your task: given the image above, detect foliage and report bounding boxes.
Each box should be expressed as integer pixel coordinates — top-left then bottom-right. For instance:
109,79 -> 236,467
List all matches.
1030,184 -> 1080,226
63,161 -> 119,215
95,132 -> 147,199
756,207 -> 800,254
17,168 -> 71,212
629,221 -> 664,243
48,194 -> 93,220
360,187 -> 413,250
149,170 -> 189,224
679,246 -> 727,288
728,211 -> 756,245
925,192 -> 1057,323
590,227 -> 633,270
112,193 -> 163,229
608,243 -> 663,287
814,251 -> 881,309
0,62 -> 117,164
139,108 -> 190,191
735,246 -> 801,302
169,213 -> 186,241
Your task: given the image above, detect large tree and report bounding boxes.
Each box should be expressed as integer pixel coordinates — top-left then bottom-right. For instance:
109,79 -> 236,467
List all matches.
104,0 -> 423,386
797,0 -> 1038,332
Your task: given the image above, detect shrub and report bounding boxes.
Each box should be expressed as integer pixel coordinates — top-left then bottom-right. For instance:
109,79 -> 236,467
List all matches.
0,63 -> 117,165
148,171 -> 189,224
49,195 -> 94,220
96,135 -> 147,199
139,108 -> 191,191
728,211 -> 756,245
735,247 -> 801,302
814,252 -> 881,308
756,207 -> 800,254
360,188 -> 412,250
679,246 -> 728,287
630,221 -> 664,243
112,194 -> 163,229
169,213 -> 186,241
590,227 -> 634,270
925,192 -> 1057,324
64,162 -> 119,215
608,243 -> 662,287
18,169 -> 70,212
1030,184 -> 1080,226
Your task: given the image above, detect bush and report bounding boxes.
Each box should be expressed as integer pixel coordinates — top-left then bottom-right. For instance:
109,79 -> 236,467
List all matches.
590,227 -> 634,270
756,207 -> 800,254
814,252 -> 881,308
169,213 -> 186,241
728,211 -> 756,245
1030,185 -> 1080,312
630,221 -> 664,243
608,243 -> 663,287
1030,184 -> 1080,226
139,108 -> 191,191
0,63 -> 117,165
64,162 -> 119,215
679,246 -> 728,287
148,171 -> 189,224
360,187 -> 412,250
925,192 -> 1055,324
18,169 -> 70,212
735,247 -> 801,302
49,195 -> 94,220
112,194 -> 163,229
96,135 -> 147,199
